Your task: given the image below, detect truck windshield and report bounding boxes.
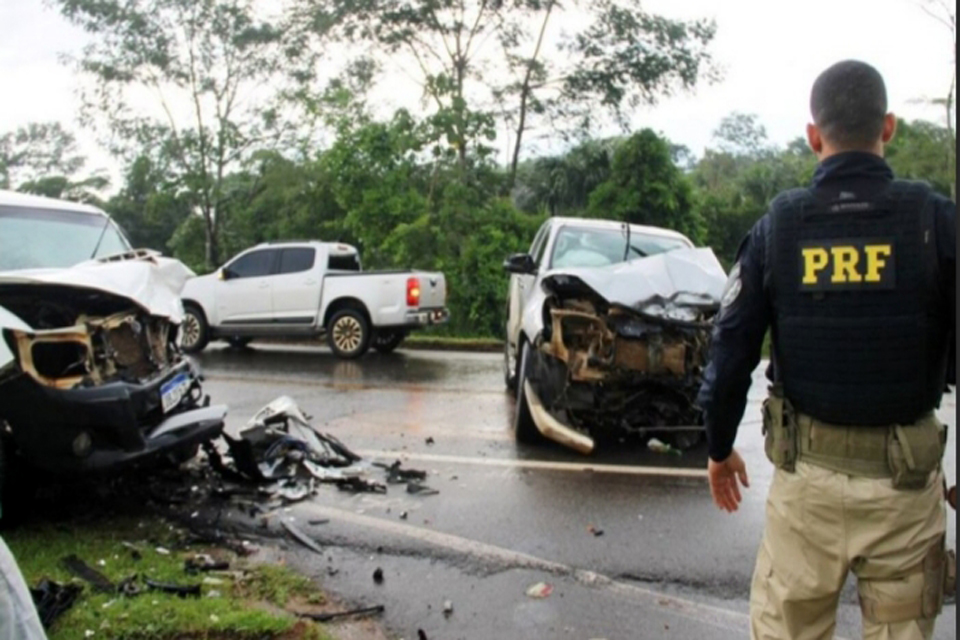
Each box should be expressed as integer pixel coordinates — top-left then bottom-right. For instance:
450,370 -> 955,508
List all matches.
551,226 -> 690,269
0,206 -> 132,271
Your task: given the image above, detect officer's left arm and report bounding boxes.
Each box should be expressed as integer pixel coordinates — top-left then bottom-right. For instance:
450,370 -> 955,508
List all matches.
697,217 -> 772,463
935,197 -> 956,386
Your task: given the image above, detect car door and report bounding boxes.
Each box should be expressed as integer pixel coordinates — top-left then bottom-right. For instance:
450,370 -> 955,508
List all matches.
217,248 -> 279,326
507,221 -> 550,346
270,247 -> 322,325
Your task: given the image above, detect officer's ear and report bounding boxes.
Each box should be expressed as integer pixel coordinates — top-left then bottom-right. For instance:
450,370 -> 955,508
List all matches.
806,123 -> 823,155
881,113 -> 897,144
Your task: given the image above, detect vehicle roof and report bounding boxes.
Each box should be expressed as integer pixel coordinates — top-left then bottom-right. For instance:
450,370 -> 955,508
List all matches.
0,189 -> 108,217
548,216 -> 692,242
254,240 -> 357,251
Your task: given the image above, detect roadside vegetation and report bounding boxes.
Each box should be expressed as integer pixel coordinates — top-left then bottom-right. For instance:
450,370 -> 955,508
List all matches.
0,1 -> 954,340
5,517 -> 330,640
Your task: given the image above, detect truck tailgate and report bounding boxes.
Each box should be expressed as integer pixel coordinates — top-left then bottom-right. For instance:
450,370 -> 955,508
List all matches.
414,272 -> 446,308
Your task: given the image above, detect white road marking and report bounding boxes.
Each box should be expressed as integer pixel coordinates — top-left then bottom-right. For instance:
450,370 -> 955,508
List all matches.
356,450 -> 708,479
294,503 -> 752,633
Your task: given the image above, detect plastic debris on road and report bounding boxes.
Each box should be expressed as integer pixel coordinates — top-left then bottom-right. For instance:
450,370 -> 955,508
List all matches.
526,582 -> 554,599
646,438 -> 682,456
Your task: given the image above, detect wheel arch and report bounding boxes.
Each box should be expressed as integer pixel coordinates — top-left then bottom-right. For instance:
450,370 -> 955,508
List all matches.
323,297 -> 372,331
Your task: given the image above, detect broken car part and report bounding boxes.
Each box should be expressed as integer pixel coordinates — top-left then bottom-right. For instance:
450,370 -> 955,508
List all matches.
0,253 -> 225,474
144,578 -> 201,599
61,555 -> 114,593
30,580 -> 83,629
282,521 -> 325,555
297,605 -> 385,623
521,249 -> 727,454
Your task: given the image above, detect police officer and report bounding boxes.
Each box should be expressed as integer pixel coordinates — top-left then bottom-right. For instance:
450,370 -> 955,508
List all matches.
697,59 -> 956,640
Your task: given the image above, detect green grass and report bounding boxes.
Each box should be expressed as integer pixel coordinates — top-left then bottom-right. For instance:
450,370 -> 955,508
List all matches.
5,518 -> 330,640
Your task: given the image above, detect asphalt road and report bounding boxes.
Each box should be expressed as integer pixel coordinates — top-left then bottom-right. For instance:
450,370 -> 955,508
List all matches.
196,343 -> 957,640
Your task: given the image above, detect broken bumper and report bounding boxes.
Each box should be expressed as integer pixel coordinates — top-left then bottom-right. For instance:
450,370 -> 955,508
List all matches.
0,359 -> 226,473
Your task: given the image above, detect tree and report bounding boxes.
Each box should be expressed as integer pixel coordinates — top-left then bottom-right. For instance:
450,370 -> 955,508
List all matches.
887,118 -> 955,197
303,0 -> 717,186
912,0 -> 956,198
0,122 -> 108,202
713,112 -> 770,158
54,0 -> 313,268
105,155 -> 192,252
587,129 -> 702,242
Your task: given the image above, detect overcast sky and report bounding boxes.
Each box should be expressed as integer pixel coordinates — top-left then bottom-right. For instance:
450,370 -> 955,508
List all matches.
0,0 -> 954,187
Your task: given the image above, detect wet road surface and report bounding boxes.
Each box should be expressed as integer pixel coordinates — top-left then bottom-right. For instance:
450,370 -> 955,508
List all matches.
196,344 -> 957,640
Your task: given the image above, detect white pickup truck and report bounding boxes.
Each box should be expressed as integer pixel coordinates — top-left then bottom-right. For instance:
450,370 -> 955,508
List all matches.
180,241 -> 448,358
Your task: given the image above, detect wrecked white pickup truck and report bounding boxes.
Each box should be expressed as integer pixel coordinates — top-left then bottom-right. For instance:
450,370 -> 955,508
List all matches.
0,190 -> 226,474
504,217 -> 727,454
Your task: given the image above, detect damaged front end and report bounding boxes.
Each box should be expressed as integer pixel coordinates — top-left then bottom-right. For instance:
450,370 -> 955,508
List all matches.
0,282 -> 225,474
523,249 -> 727,454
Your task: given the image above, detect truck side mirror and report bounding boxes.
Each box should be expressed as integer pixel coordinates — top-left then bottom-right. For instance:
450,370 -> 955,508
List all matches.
503,253 -> 536,275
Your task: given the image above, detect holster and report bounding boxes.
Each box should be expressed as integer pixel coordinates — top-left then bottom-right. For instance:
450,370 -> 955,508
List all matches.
763,383 -> 797,472
887,415 -> 947,490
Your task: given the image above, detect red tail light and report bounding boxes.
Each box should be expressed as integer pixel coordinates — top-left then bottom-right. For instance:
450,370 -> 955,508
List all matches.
407,277 -> 421,307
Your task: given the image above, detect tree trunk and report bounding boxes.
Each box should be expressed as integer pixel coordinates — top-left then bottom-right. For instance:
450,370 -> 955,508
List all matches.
509,1 -> 554,188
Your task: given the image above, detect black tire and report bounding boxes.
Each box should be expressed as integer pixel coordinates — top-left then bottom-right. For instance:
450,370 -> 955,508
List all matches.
181,304 -> 209,354
504,339 -> 519,394
514,344 -> 543,444
226,337 -> 253,349
372,331 -> 405,354
327,308 -> 371,359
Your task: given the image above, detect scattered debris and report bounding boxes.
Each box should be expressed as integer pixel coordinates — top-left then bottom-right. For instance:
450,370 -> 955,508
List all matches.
418,629 -> 428,640
144,578 -> 201,599
425,437 -> 435,446
282,521 -> 325,555
30,579 -> 83,629
443,600 -> 454,617
297,605 -> 385,623
587,525 -> 604,537
647,438 -> 682,457
526,582 -> 554,599
185,554 -> 230,574
377,460 -> 428,484
373,568 -> 384,585
399,511 -> 409,520
336,476 -> 387,494
62,555 -> 115,593
120,542 -> 142,561
308,519 -> 330,526
406,483 -> 440,496
155,547 -> 171,556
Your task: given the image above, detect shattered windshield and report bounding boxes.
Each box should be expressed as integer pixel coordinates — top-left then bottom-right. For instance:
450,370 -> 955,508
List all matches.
550,226 -> 691,269
0,205 -> 131,271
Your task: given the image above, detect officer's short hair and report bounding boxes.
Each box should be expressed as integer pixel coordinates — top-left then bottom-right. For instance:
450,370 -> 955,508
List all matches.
810,60 -> 888,149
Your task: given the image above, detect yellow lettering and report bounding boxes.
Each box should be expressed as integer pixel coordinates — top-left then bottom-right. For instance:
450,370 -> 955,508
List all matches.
802,247 -> 830,284
830,246 -> 862,283
863,245 -> 892,282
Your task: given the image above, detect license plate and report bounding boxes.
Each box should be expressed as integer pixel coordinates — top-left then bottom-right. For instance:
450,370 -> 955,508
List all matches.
160,373 -> 191,413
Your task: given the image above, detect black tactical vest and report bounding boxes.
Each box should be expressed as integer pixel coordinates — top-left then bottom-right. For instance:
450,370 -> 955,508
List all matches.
766,180 -> 950,426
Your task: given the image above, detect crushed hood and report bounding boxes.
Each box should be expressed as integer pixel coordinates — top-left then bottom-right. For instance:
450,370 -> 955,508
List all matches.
540,247 -> 728,321
0,251 -> 194,324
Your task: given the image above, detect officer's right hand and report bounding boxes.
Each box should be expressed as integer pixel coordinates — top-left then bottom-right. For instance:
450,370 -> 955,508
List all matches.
708,449 -> 750,513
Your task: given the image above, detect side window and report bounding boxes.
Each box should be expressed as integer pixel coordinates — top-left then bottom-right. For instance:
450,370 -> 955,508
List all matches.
529,223 -> 550,267
279,248 -> 316,274
328,253 -> 361,271
227,250 -> 277,278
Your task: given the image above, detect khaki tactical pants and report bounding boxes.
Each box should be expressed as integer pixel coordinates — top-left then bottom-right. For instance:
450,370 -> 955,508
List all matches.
750,458 -> 947,640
